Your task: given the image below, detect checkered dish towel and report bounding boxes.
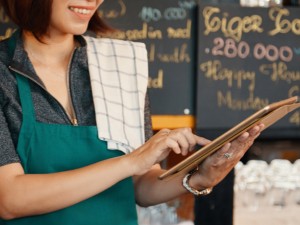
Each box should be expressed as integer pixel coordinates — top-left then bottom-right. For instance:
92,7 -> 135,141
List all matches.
84,36 -> 149,154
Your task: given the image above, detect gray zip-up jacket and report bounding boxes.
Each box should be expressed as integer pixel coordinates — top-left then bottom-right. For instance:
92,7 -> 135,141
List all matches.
0,31 -> 153,167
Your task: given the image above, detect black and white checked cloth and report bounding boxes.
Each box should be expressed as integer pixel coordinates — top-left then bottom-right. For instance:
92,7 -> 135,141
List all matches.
84,36 -> 149,154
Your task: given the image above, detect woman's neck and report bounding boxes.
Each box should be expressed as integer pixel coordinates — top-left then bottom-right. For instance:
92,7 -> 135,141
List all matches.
22,31 -> 77,65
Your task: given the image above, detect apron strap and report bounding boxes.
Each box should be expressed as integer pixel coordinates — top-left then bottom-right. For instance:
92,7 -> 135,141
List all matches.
8,32 -> 36,125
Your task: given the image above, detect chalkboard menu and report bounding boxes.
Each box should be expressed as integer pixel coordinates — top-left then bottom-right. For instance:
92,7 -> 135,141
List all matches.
99,0 -> 197,116
197,4 -> 300,139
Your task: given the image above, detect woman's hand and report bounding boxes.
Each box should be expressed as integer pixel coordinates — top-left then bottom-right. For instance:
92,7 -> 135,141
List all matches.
189,124 -> 264,190
127,128 -> 210,176
132,124 -> 264,206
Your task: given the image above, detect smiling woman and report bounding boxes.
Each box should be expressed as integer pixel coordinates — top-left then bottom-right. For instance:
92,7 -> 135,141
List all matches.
49,0 -> 102,35
0,0 -> 264,225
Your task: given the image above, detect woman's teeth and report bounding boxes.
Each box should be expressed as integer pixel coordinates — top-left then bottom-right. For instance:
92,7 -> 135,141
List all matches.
69,7 -> 92,15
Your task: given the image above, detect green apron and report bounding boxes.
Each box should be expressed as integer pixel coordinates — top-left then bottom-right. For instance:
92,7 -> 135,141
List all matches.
1,35 -> 138,225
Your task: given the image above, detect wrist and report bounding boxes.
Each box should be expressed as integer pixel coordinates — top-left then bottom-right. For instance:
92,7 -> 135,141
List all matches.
122,150 -> 151,176
182,171 -> 213,196
188,172 -> 207,191
121,153 -> 138,176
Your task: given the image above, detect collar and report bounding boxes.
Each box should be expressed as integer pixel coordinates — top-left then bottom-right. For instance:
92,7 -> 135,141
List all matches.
8,30 -> 88,89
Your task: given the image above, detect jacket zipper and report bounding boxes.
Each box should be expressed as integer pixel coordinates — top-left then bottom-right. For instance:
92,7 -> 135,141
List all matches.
9,49 -> 78,126
66,48 -> 78,126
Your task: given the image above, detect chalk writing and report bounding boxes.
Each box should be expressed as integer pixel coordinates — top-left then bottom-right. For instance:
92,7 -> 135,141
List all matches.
97,0 -> 126,19
260,62 -> 300,83
197,3 -> 299,134
178,0 -> 197,9
217,91 -> 269,111
167,19 -> 191,39
148,69 -> 164,88
212,38 -> 250,59
253,43 -> 293,62
148,43 -> 190,64
102,23 -> 163,40
164,7 -> 187,20
157,44 -> 190,63
139,7 -> 162,22
289,111 -> 300,125
202,6 -> 263,42
139,4 -> 188,22
269,7 -> 300,36
289,85 -> 299,97
200,60 -> 256,91
210,37 -> 293,62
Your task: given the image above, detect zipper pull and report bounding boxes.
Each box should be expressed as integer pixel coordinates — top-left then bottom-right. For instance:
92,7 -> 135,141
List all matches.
73,118 -> 78,126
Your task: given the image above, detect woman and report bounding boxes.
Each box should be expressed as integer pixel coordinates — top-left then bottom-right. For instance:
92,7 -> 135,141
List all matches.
0,0 -> 263,224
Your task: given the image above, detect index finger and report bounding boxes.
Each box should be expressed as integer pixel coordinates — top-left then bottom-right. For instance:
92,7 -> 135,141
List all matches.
194,135 -> 211,146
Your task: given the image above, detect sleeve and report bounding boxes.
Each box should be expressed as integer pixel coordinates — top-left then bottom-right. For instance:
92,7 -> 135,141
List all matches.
0,105 -> 21,167
144,91 -> 153,141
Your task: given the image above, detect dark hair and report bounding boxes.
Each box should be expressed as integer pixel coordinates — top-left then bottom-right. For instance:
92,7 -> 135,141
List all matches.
0,0 -> 112,37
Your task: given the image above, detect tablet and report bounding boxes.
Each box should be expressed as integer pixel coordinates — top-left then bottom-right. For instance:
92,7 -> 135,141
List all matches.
158,96 -> 300,180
